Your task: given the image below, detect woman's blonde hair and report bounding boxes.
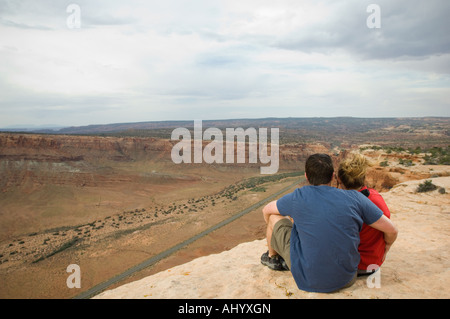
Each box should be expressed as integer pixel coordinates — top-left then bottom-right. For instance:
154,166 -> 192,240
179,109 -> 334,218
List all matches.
338,153 -> 373,190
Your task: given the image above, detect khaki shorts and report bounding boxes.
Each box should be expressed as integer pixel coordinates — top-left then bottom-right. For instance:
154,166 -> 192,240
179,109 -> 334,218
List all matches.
271,218 -> 292,269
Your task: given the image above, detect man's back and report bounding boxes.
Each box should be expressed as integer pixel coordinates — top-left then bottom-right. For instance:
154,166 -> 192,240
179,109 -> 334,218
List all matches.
276,185 -> 383,292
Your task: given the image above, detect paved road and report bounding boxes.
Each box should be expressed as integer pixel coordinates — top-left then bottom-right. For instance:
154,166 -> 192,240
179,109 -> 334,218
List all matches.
73,177 -> 304,299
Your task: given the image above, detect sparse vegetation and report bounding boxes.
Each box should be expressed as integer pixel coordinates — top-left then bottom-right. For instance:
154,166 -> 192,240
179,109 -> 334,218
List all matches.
33,238 -> 79,263
361,145 -> 449,166
417,180 -> 438,193
399,158 -> 414,167
423,146 -> 450,165
251,186 -> 267,192
218,171 -> 303,200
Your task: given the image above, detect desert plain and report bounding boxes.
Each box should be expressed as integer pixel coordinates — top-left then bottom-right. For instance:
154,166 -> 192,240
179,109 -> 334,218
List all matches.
0,117 -> 448,299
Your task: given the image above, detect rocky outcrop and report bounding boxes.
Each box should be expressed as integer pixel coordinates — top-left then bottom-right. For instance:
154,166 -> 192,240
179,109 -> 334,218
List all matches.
0,133 -> 321,189
0,134 -> 174,161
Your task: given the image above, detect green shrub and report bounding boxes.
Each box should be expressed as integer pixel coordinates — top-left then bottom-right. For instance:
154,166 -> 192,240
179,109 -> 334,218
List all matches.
417,180 -> 437,193
399,158 -> 414,167
380,160 -> 389,167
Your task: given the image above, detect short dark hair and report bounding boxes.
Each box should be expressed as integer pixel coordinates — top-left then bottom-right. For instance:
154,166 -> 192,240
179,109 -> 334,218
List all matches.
305,153 -> 334,186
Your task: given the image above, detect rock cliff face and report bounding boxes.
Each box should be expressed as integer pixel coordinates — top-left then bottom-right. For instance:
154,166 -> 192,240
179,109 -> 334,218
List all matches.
0,133 -> 330,163
279,143 -> 331,163
0,134 -> 178,190
3,132 -> 441,194
0,133 -> 321,190
1,133 -> 426,194
0,134 -> 174,161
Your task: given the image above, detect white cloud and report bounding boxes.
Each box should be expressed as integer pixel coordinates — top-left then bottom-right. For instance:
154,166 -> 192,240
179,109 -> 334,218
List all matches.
0,0 -> 449,127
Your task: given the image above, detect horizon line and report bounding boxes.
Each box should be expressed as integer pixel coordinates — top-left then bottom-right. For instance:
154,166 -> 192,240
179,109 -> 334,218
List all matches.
2,115 -> 448,131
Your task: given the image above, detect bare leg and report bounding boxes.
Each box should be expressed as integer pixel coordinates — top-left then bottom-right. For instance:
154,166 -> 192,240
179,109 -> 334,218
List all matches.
266,214 -> 286,257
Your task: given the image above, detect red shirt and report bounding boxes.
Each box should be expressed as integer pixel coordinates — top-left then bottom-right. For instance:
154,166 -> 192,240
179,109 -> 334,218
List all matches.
358,186 -> 391,270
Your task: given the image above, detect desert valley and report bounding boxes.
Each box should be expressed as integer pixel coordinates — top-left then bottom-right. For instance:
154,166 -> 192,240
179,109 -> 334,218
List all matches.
0,117 -> 448,298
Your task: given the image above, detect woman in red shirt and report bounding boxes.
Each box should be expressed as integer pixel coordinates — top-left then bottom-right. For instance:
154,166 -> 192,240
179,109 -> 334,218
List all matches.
337,153 -> 391,276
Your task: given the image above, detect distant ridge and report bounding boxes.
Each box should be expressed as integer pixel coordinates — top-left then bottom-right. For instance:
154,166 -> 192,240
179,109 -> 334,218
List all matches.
26,116 -> 449,135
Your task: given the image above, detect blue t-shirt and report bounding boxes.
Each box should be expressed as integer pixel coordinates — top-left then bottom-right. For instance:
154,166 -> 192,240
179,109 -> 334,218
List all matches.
276,185 -> 383,293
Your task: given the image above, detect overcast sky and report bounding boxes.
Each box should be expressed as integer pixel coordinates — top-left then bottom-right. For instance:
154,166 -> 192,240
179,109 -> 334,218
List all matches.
0,0 -> 449,128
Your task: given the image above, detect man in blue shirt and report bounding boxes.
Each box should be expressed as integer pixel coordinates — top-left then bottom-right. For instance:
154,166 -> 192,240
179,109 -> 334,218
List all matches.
261,153 -> 398,293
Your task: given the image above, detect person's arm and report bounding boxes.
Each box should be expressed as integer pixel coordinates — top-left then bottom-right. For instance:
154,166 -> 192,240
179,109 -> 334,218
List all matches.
262,200 -> 281,224
368,215 -> 399,261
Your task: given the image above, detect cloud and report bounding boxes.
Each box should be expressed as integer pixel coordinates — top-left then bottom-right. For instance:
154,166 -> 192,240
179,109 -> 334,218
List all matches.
0,0 -> 449,127
221,0 -> 450,60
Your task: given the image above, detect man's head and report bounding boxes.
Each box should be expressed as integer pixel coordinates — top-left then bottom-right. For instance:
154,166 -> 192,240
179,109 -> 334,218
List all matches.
305,153 -> 334,186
